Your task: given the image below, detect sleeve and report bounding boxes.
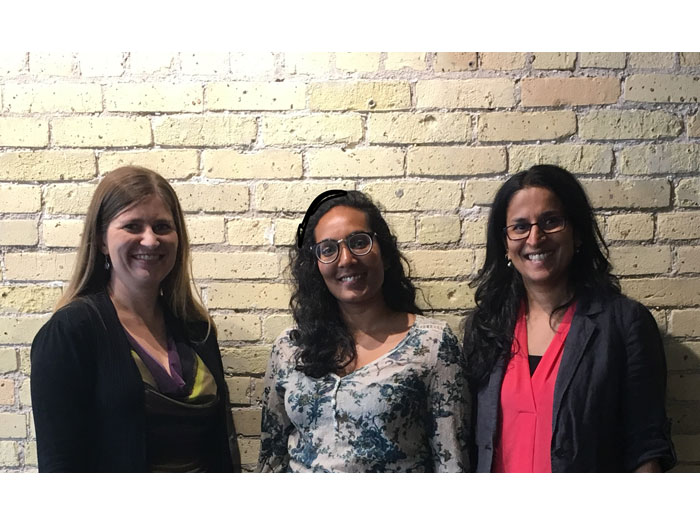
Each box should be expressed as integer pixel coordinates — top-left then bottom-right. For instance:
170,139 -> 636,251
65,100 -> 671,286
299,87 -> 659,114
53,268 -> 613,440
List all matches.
256,334 -> 295,473
620,302 -> 676,471
427,325 -> 471,472
30,311 -> 97,472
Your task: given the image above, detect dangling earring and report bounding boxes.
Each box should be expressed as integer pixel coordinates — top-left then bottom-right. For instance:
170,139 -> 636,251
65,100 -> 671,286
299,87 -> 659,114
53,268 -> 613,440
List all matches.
505,253 -> 512,268
104,255 -> 111,270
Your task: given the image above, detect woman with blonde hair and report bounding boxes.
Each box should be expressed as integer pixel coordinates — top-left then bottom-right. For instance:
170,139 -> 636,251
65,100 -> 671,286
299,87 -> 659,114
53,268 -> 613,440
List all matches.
31,166 -> 239,472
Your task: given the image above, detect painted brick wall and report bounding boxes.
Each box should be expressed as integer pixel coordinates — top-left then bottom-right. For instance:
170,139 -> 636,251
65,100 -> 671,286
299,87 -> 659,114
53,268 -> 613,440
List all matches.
0,52 -> 698,471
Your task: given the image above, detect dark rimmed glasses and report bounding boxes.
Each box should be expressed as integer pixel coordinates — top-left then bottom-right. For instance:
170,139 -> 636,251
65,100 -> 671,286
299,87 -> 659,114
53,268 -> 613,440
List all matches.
312,231 -> 376,264
503,215 -> 567,241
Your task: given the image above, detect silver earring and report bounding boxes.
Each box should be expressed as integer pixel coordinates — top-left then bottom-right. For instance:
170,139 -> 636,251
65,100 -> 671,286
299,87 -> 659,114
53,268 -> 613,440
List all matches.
505,254 -> 512,268
104,256 -> 111,270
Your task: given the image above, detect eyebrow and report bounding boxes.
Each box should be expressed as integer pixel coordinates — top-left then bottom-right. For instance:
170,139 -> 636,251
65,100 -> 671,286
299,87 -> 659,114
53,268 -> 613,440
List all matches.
315,230 -> 368,243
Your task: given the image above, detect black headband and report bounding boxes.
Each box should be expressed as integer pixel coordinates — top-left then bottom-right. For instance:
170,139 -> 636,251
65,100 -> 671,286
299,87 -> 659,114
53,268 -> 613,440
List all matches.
296,190 -> 348,248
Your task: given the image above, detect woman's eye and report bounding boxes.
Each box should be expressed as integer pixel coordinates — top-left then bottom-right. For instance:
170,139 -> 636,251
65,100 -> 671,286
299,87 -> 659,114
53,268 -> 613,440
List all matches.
153,223 -> 173,234
349,238 -> 369,249
319,243 -> 336,256
512,224 -> 529,233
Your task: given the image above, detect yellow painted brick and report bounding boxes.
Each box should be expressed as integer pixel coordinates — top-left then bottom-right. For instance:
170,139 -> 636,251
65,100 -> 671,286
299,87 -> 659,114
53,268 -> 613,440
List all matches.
222,345 -> 271,374
0,53 -> 27,75
434,52 -> 477,72
689,114 -> 700,138
677,178 -> 700,207
680,53 -> 700,66
42,219 -> 84,247
669,373 -> 700,402
230,52 -> 276,77
0,348 -> 18,373
362,181 -> 461,211
609,246 -> 672,275
335,52 -> 381,72
238,437 -> 260,465
255,181 -> 355,212
273,219 -> 300,247
407,146 -> 506,176
579,110 -> 682,140
3,84 -> 102,113
285,53 -> 332,75
52,116 -> 151,147
192,252 -> 280,279
532,52 -> 576,70
0,118 -> 48,147
262,114 -> 363,146
621,278 -> 700,307
416,79 -> 515,109
431,314 -> 464,337
78,52 -> 125,77
463,216 -> 489,245
127,52 -> 177,74
385,214 -> 416,243
307,147 -> 404,178
405,249 -> 474,278
463,180 -> 503,207
213,314 -> 262,342
665,340 -> 700,371
626,75 -> 700,103
522,77 -> 620,107
172,183 -> 248,213
657,212 -> 700,240
19,379 -> 30,406
225,376 -> 252,404
227,218 -> 273,246
579,52 -> 626,69
45,184 -> 96,214
0,151 -> 95,182
251,378 -> 265,403
477,111 -> 576,142
605,213 -> 654,241
262,314 -> 294,343
417,216 -> 461,244
479,52 -> 526,70
620,144 -> 700,175
0,316 -> 50,345
208,282 -> 291,309
185,216 -> 225,245
180,52 -> 230,75
416,280 -> 475,310
309,81 -> 410,111
105,82 -> 203,112
203,149 -> 302,180
18,348 -> 30,375
0,220 -> 38,246
154,115 -> 256,147
0,442 -> 19,467
678,247 -> 700,273
25,441 -> 38,467
0,379 -> 14,405
669,309 -> 700,337
385,53 -> 426,70
0,184 -> 41,213
99,149 -> 199,180
29,52 -> 75,76
368,112 -> 471,144
205,81 -> 306,111
582,179 -> 670,208
628,52 -> 675,69
3,252 -> 76,280
509,144 -> 613,175
232,408 -> 262,436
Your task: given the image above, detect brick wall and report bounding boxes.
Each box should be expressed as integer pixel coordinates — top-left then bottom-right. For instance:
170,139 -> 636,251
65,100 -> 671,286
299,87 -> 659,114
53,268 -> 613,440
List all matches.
0,51 -> 698,472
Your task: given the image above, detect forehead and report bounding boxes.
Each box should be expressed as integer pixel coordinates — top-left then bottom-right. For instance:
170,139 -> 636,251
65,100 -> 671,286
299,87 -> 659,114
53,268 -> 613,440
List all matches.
506,186 -> 564,220
314,206 -> 369,241
113,194 -> 174,221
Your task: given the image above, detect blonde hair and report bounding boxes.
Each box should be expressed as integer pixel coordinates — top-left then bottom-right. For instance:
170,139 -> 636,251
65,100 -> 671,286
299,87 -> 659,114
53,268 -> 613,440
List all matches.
57,165 -> 214,335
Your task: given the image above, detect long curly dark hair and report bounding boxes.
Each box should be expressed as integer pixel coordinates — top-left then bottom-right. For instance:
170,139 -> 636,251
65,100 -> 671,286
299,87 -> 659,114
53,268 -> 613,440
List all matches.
464,165 -> 620,388
290,190 -> 422,378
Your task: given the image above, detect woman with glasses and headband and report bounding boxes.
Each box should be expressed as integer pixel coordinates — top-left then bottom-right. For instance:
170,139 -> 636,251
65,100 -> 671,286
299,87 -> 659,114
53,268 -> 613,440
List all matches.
257,190 -> 469,472
464,164 -> 675,472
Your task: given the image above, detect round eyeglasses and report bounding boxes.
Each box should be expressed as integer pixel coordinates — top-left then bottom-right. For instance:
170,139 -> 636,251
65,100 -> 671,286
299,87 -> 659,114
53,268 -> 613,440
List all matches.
503,215 -> 567,241
312,232 -> 376,264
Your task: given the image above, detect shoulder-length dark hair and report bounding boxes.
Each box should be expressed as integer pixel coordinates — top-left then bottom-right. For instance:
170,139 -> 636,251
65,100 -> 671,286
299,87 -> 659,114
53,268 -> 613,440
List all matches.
465,164 -> 620,388
290,190 -> 422,378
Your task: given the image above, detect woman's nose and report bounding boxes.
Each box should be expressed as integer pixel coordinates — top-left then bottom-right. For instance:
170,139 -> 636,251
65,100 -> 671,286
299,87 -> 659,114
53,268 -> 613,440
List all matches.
337,242 -> 357,265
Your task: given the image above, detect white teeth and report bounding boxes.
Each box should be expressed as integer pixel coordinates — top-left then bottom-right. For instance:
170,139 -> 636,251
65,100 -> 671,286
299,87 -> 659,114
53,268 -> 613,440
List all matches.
526,252 -> 550,261
339,274 -> 361,282
133,254 -> 160,261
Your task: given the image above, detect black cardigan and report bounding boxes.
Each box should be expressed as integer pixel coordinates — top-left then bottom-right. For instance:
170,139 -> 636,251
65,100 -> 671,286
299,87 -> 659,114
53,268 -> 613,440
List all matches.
30,291 -> 241,472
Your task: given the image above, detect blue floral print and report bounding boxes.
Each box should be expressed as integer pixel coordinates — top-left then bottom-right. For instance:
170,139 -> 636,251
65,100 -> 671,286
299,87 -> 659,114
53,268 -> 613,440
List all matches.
257,316 -> 470,472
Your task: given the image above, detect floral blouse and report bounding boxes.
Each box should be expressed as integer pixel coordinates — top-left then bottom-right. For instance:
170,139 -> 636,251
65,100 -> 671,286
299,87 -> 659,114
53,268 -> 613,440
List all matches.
257,316 -> 470,473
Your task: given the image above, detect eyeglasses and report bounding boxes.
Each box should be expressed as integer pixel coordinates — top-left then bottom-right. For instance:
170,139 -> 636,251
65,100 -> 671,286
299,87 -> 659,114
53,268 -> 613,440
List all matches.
311,232 -> 375,264
503,215 -> 567,241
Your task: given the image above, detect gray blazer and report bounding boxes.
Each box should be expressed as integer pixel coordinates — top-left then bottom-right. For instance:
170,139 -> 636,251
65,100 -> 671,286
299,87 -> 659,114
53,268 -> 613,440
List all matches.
470,293 -> 676,472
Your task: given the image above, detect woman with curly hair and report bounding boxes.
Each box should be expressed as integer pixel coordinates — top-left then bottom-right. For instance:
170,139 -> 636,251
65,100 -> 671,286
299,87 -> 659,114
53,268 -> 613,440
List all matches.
465,164 -> 675,472
257,190 -> 469,472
